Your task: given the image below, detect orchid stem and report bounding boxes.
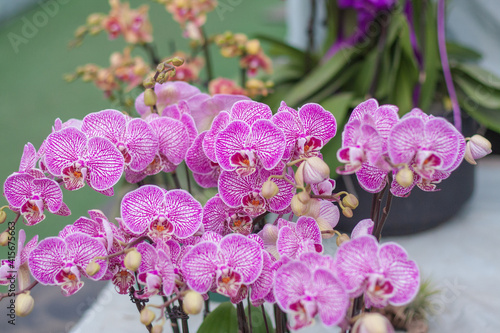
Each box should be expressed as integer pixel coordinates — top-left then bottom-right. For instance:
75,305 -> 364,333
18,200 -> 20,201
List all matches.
438,0 -> 462,132
237,302 -> 249,333
199,26 -> 213,85
261,305 -> 270,333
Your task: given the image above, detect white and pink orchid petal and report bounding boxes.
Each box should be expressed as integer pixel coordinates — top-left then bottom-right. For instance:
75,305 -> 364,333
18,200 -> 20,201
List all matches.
250,251 -> 275,305
186,132 -> 212,174
215,120 -> 250,171
202,196 -> 230,235
299,103 -> 337,144
220,234 -> 263,284
136,242 -> 158,275
45,127 -> 87,176
126,118 -> 158,171
378,242 -> 420,306
28,237 -> 66,284
84,137 -> 124,191
158,250 -> 175,295
351,219 -> 375,239
312,269 -> 349,326
33,178 -> 63,213
218,170 -> 258,208
274,261 -> 310,310
66,233 -> 108,280
203,111 -> 230,162
121,185 -> 165,235
250,119 -> 286,170
150,117 -> 189,165
388,117 -> 424,165
424,118 -> 461,170
356,163 -> 388,193
230,100 -> 272,124
164,190 -> 203,239
277,226 -> 300,259
193,172 -> 219,188
334,235 -> 380,295
3,173 -> 33,208
181,241 -> 218,293
81,109 -> 126,143
19,143 -> 37,173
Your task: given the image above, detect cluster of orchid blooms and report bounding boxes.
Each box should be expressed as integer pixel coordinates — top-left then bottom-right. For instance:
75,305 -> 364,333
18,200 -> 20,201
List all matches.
69,0 -> 273,105
0,74 -> 492,332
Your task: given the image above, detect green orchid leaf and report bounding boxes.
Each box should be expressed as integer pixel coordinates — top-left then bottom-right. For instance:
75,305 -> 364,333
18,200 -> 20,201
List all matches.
198,302 -> 238,333
245,305 -> 275,333
419,2 -> 440,111
455,76 -> 500,110
281,48 -> 356,107
446,42 -> 482,62
459,96 -> 500,133
452,63 -> 500,90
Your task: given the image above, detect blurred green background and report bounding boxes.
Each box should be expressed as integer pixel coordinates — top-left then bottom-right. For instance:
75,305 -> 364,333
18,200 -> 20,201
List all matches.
0,0 -> 285,282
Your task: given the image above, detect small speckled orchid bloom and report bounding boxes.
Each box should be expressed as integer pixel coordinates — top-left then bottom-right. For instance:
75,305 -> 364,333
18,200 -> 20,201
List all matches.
337,99 -> 400,193
135,81 -> 201,117
81,109 -> 158,172
388,109 -> 465,192
274,253 -> 349,330
215,119 -> 285,176
203,100 -> 273,163
218,168 -> 295,217
272,102 -> 337,161
186,132 -> 220,188
181,233 -> 263,303
334,235 -> 420,308
276,216 -> 323,259
0,230 -> 38,289
134,242 -> 175,299
202,195 -> 253,236
28,233 -> 108,296
44,127 -> 124,194
185,93 -> 250,132
121,185 -> 202,242
4,173 -> 70,225
59,210 -> 124,281
307,179 -> 340,235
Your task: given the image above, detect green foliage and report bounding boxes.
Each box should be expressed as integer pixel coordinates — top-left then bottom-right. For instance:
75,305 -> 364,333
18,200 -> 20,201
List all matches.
245,305 -> 275,333
198,302 -> 238,333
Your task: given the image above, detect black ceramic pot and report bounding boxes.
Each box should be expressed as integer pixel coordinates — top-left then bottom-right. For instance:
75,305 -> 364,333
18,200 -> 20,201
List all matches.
334,112 -> 477,236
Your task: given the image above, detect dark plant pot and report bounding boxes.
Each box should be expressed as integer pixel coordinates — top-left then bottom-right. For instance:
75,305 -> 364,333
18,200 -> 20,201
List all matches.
335,161 -> 475,236
335,112 -> 477,236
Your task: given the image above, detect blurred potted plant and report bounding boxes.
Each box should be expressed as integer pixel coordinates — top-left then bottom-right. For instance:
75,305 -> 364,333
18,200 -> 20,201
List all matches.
260,0 -> 498,235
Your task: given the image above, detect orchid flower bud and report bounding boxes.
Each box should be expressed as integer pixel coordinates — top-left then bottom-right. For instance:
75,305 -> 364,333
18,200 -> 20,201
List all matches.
395,167 -> 414,188
297,190 -> 310,204
465,134 -> 492,165
0,210 -> 6,224
170,57 -> 185,67
336,233 -> 350,247
342,207 -> 353,218
15,292 -> 35,317
351,313 -> 395,333
291,194 -> 308,216
140,307 -> 156,326
182,290 -> 204,315
124,249 -> 142,272
0,231 -> 9,246
245,39 -> 261,55
342,193 -> 359,209
86,261 -> 101,277
261,180 -> 279,199
144,88 -> 157,107
303,157 -> 330,184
